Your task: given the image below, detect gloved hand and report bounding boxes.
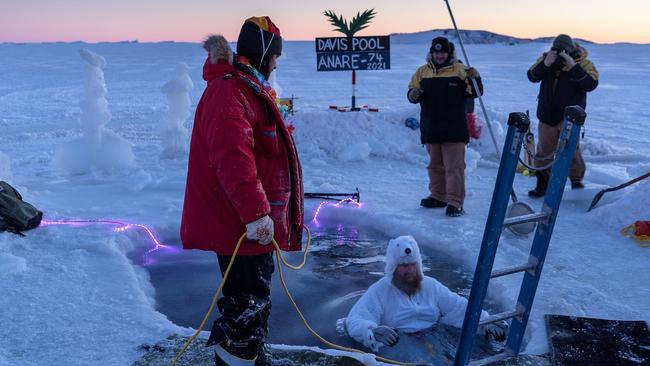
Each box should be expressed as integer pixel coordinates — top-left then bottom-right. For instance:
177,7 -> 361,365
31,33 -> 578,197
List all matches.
407,88 -> 423,102
543,50 -> 558,67
246,215 -> 274,245
466,67 -> 480,79
372,325 -> 399,347
481,320 -> 508,342
558,50 -> 576,69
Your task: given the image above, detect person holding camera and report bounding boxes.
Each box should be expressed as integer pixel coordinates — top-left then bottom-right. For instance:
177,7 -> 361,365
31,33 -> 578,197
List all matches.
527,34 -> 599,197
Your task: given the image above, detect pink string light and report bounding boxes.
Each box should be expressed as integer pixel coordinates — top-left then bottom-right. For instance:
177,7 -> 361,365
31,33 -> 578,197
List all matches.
40,219 -> 177,265
311,197 -> 362,223
40,197 -> 362,263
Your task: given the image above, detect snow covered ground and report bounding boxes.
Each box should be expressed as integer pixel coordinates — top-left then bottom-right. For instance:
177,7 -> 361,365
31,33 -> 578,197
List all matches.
0,40 -> 649,365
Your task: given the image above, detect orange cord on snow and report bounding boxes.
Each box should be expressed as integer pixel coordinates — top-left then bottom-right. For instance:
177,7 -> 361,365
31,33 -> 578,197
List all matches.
169,227 -> 421,366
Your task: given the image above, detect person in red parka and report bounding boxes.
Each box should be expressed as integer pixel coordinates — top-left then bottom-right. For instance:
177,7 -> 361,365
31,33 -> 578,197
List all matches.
180,16 -> 303,366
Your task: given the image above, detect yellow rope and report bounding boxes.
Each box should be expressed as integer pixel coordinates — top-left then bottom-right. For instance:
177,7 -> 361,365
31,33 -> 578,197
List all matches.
275,226 -> 311,270
170,226 -> 418,366
169,233 -> 247,366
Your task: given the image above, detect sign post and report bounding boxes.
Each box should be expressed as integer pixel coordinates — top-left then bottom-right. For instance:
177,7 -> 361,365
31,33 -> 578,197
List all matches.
315,35 -> 390,111
352,69 -> 357,111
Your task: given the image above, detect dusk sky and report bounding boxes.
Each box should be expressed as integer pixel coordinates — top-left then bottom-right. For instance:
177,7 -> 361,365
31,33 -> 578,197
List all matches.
2,0 -> 649,44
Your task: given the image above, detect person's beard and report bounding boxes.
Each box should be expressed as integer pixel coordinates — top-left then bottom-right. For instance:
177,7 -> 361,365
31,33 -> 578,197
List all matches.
432,55 -> 450,69
392,271 -> 423,296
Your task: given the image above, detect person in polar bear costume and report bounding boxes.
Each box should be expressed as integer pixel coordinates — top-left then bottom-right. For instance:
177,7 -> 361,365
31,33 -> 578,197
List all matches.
345,236 -> 507,354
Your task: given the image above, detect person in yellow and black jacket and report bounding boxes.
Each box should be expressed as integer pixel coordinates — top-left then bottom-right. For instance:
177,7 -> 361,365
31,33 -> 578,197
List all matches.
527,34 -> 599,197
407,36 -> 483,217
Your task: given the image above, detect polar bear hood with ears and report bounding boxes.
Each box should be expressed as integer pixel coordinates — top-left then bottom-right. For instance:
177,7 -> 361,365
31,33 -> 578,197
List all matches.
384,235 -> 424,282
202,34 -> 233,65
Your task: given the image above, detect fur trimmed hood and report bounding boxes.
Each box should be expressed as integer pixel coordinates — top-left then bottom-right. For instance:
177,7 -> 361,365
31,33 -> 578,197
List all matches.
203,34 -> 233,65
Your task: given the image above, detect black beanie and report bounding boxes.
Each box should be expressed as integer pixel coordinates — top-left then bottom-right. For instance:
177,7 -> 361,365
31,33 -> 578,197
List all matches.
552,34 -> 576,55
430,37 -> 451,54
236,16 -> 282,60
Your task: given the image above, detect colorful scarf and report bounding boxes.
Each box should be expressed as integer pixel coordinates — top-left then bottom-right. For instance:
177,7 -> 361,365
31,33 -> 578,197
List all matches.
235,55 -> 291,123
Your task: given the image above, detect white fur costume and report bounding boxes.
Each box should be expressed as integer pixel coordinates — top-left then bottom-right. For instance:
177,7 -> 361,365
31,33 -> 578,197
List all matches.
345,236 -> 488,351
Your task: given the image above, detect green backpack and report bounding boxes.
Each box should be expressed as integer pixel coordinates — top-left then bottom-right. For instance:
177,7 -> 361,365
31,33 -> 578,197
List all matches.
0,181 -> 43,236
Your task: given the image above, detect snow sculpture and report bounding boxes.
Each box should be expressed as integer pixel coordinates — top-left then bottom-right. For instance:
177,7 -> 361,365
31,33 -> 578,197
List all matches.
160,63 -> 193,159
56,49 -> 134,174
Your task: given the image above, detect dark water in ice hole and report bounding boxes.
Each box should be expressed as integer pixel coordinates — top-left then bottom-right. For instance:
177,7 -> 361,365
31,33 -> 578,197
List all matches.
130,218 -> 504,361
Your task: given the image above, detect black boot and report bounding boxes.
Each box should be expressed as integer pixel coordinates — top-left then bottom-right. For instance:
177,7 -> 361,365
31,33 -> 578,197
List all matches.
445,205 -> 465,217
571,180 -> 584,189
420,196 -> 447,208
528,173 -> 548,198
214,344 -> 256,366
255,344 -> 295,366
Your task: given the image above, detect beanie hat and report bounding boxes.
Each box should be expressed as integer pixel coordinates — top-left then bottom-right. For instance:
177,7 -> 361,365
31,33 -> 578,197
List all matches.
237,16 -> 282,60
430,36 -> 451,54
552,34 -> 576,54
384,235 -> 424,282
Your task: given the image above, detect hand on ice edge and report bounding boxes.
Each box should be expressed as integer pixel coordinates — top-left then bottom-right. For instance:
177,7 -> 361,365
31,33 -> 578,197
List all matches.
481,320 -> 508,342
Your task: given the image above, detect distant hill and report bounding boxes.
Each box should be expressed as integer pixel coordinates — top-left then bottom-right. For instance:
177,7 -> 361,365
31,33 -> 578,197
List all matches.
532,36 -> 594,45
390,29 -> 594,45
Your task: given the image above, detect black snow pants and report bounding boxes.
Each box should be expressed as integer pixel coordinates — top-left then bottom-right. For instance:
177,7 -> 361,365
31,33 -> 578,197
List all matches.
207,253 -> 275,360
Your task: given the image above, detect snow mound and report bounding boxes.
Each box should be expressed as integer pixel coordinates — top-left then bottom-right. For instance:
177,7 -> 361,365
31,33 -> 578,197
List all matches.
340,142 -> 371,162
295,109 -> 424,162
582,137 -> 628,156
55,130 -> 135,175
592,180 -> 650,229
293,110 -> 423,163
292,109 -> 494,168
586,165 -> 631,185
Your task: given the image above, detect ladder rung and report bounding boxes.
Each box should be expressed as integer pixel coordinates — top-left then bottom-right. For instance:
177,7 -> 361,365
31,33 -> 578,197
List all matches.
503,212 -> 549,227
490,262 -> 536,278
479,308 -> 525,326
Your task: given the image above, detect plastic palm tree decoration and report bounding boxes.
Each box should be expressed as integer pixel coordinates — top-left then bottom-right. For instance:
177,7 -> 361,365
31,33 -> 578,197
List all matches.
323,9 -> 376,38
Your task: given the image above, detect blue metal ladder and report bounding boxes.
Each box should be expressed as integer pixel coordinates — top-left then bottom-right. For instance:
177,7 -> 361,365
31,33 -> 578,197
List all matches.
454,106 -> 587,366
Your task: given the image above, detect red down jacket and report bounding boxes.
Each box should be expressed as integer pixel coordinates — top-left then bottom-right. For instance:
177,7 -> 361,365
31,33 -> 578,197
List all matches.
181,46 -> 303,256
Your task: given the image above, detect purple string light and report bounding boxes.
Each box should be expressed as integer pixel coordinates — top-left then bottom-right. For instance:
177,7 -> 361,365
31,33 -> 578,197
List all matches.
311,197 -> 362,224
40,219 -> 177,265
40,197 -> 362,264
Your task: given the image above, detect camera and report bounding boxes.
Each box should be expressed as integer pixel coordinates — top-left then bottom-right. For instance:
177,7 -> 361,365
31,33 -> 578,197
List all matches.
551,47 -> 567,67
